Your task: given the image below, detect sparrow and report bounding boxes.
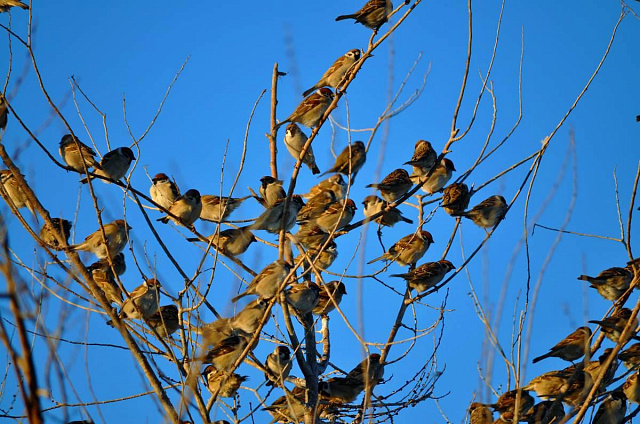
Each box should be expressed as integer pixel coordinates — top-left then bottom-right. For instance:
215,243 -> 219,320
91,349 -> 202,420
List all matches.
441,182 -> 471,216
80,147 -> 135,184
202,318 -> 235,347
468,403 -> 493,424
87,252 -> 126,278
231,260 -> 291,302
149,173 -> 179,210
202,334 -> 249,372
91,268 -> 123,305
265,345 -> 292,386
265,386 -> 308,423
305,174 -> 347,200
581,348 -> 617,393
147,305 -> 180,337
577,266 -> 633,302
347,353 -> 385,389
59,135 -> 101,173
297,190 -> 338,222
108,278 -> 160,325
456,195 -> 508,228
319,377 -> 366,404
259,176 -> 286,207
299,199 -> 356,232
592,391 -> 626,424
200,195 -> 250,222
490,389 -> 535,418
250,195 -> 305,233
531,326 -> 591,364
624,372 -> 640,404
411,158 -> 455,194
157,189 -> 202,227
391,260 -> 456,293
589,308 -> 638,343
362,195 -> 413,227
285,282 -> 321,315
0,170 -> 35,214
521,400 -> 564,424
366,168 -> 412,203
619,342 -> 640,370
321,141 -> 367,181
335,0 -> 393,30
72,219 -> 131,259
523,368 -> 593,406
313,281 -> 347,315
284,123 -> 320,174
296,241 -> 338,274
368,231 -> 434,266
404,140 -> 437,177
188,226 -> 256,257
202,365 -> 248,398
303,49 -> 361,97
0,94 -> 6,130
277,88 -> 334,129
230,299 -> 270,335
39,218 -> 72,249
0,0 -> 28,12
293,224 -> 330,249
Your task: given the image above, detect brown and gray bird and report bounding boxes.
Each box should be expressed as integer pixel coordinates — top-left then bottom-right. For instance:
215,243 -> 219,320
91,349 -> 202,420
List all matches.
624,372 -> 640,404
200,194 -> 249,222
107,278 -> 160,326
147,305 -> 180,337
91,268 -> 123,305
59,135 -> 101,173
303,49 -> 361,97
88,252 -> 127,278
322,141 -> 367,180
188,226 -> 256,257
39,218 -> 72,249
265,346 -> 292,386
468,402 -> 493,424
531,326 -> 591,364
149,173 -> 180,210
335,0 -> 393,30
72,219 -> 131,259
412,158 -> 455,194
0,0 -> 28,12
250,195 -> 305,233
405,140 -> 437,177
362,195 -> 413,227
305,174 -> 347,200
285,282 -> 321,314
299,199 -> 356,232
80,147 -> 135,184
0,170 -> 35,214
577,266 -> 633,302
366,168 -> 413,203
523,368 -> 593,407
259,176 -> 286,207
391,260 -> 455,292
619,343 -> 640,370
521,400 -> 564,424
277,88 -> 334,129
589,308 -> 638,343
442,182 -> 471,216
202,364 -> 248,398
284,123 -> 320,174
347,353 -> 385,389
490,389 -> 535,419
592,391 -> 627,424
158,189 -> 202,227
368,231 -> 433,266
457,195 -> 507,228
296,241 -> 338,274
231,260 -> 291,302
313,281 -> 347,315
202,334 -> 250,372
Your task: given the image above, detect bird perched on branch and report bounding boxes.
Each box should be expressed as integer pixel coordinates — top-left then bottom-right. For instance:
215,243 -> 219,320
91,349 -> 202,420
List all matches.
200,194 -> 250,222
88,252 -> 127,278
302,49 -> 361,97
489,389 -> 535,420
72,219 -> 131,259
313,281 -> 347,315
369,231 -> 434,267
321,141 -> 367,181
259,176 -> 286,207
468,402 -> 493,424
264,346 -> 292,386
80,147 -> 135,184
0,169 -> 36,215
293,224 -> 330,249
149,173 -> 179,210
335,0 -> 393,30
202,365 -> 248,398
577,265 -> 633,301
250,195 -> 305,233
232,260 -> 291,302
285,281 -> 320,314
230,299 -> 270,335
412,158 -> 455,194
624,372 -> 640,404
276,88 -> 334,129
147,305 -> 180,337
202,334 -> 249,372
284,123 -> 320,174
39,218 -> 72,249
366,168 -> 412,203
520,400 -> 565,424
299,199 -> 356,232
619,343 -> 640,370
592,391 -> 627,424
0,0 -> 28,12
107,278 -> 160,326
157,189 -> 202,227
391,260 -> 455,292
362,195 -> 413,227
305,174 -> 347,200
405,140 -> 437,177
91,268 -> 123,305
455,195 -> 507,229
188,226 -> 256,257
523,368 -> 593,406
589,308 -> 638,343
531,326 -> 591,364
59,135 -> 101,173
441,182 -> 471,216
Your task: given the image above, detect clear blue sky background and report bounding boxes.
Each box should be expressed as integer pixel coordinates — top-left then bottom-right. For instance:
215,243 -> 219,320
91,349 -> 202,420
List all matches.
1,1 -> 639,423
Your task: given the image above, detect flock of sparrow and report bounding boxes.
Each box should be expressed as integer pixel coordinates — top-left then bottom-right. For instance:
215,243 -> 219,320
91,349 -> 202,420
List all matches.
0,0 -> 519,423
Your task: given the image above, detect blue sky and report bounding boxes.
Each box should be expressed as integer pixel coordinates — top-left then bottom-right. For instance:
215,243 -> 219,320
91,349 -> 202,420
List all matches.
1,1 -> 639,423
